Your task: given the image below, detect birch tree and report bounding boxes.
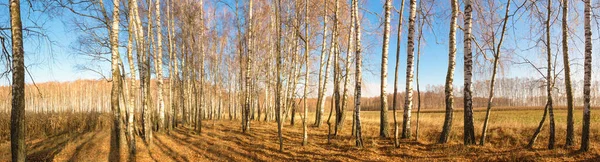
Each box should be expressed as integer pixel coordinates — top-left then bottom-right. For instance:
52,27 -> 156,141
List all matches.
438,0 -> 458,144
480,0 -> 510,145
125,0 -> 137,156
275,0 -> 284,151
581,0 -> 592,152
243,0 -> 253,133
562,0 -> 574,147
462,0 -> 476,145
109,0 -> 125,158
352,0 -> 364,147
155,0 -> 165,132
379,0 -> 391,139
403,0 -> 417,139
314,0 -> 328,127
302,0 -> 310,146
392,0 -> 406,147
9,0 -> 25,160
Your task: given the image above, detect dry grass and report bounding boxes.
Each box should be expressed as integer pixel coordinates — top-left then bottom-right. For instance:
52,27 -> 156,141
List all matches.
0,108 -> 599,161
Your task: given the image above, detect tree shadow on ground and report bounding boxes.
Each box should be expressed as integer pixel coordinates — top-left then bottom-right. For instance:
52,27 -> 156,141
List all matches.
26,132 -> 85,161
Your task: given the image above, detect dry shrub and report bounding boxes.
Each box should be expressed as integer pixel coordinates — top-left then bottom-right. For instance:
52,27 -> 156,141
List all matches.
0,112 -> 110,142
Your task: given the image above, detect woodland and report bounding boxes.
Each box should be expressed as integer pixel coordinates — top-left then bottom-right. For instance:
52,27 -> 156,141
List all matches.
1,0 -> 600,161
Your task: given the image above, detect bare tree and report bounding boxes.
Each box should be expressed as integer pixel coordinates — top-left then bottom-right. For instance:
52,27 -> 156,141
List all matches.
480,0 -> 510,146
108,0 -> 125,158
545,0 -> 556,149
243,0 -> 253,133
462,0 -> 476,145
302,0 -> 310,146
314,0 -> 328,127
581,0 -> 592,152
527,0 -> 556,149
352,0 -> 364,148
155,0 -> 165,132
379,0 -> 391,139
9,0 -> 25,160
402,0 -> 417,139
392,0 -> 406,147
275,0 -> 284,152
562,0 -> 574,147
438,0 -> 458,144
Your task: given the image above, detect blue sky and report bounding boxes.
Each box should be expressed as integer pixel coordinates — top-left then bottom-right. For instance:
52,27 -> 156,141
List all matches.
1,0 -> 597,97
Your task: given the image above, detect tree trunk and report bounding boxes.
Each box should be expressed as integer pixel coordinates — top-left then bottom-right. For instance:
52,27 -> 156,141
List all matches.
581,0 -> 592,152
392,0 -> 406,147
275,0 -> 284,152
352,0 -> 364,147
438,0 -> 457,144
154,0 -> 165,132
195,0 -> 205,134
402,0 -> 416,139
109,0 -> 125,159
527,102 -> 550,149
562,0 -> 574,147
332,0 -> 343,137
480,0 -> 510,146
314,0 -> 328,127
243,0 -> 253,133
302,0 -> 309,146
126,0 -> 139,156
379,0 -> 391,139
462,0 -> 476,145
141,0 -> 153,147
341,0 -> 355,137
414,18 -> 422,141
545,0 -> 556,149
415,4 -> 424,141
9,0 -> 25,160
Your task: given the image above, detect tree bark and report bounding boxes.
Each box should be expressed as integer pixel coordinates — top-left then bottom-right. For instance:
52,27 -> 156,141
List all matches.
332,0 -> 344,137
243,0 -> 253,133
392,0 -> 406,147
109,0 -> 125,159
462,0 -> 476,145
379,0 -> 391,139
352,0 -> 364,148
438,0 -> 457,144
581,0 -> 592,152
402,0 -> 417,139
480,0 -> 510,146
195,0 -> 205,134
527,102 -> 550,149
302,0 -> 310,146
314,0 -> 328,127
275,0 -> 284,152
562,0 -> 574,147
126,0 -> 138,156
545,0 -> 556,149
154,0 -> 165,132
9,0 -> 25,160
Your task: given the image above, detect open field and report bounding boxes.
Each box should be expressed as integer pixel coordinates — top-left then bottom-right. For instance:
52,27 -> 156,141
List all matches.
0,108 -> 599,161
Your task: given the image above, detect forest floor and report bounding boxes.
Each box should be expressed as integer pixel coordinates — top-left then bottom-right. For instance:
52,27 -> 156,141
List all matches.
1,109 -> 600,161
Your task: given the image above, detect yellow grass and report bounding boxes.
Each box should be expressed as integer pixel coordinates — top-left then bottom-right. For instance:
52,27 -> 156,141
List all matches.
0,108 -> 599,161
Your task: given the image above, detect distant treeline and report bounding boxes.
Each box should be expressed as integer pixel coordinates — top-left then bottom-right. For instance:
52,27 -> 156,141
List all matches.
1,77 -> 600,113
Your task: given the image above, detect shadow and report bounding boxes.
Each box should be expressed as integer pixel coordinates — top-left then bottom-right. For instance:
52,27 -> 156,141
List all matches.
169,129 -> 241,161
160,130 -> 219,161
26,132 -> 84,161
154,134 -> 189,162
108,126 -> 120,162
67,132 -> 100,162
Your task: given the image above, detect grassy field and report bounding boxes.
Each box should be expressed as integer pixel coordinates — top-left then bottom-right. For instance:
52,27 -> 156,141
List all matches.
0,107 -> 599,161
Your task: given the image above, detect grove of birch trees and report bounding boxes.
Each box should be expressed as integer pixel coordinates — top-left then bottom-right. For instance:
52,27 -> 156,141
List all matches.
4,0 -> 599,161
